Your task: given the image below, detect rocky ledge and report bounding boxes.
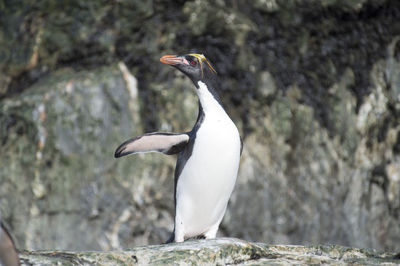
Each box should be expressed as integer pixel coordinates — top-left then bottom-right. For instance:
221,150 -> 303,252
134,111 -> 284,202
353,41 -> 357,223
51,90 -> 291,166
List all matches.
19,238 -> 399,265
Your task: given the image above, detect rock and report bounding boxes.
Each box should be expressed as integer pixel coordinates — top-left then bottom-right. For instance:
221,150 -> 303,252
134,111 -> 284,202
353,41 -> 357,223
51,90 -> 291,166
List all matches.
0,64 -> 179,250
1,0 -> 400,254
226,47 -> 400,250
18,239 -> 400,265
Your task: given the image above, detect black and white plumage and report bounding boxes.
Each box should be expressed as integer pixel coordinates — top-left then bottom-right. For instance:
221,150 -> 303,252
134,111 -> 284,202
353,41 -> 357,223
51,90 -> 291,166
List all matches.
115,54 -> 241,243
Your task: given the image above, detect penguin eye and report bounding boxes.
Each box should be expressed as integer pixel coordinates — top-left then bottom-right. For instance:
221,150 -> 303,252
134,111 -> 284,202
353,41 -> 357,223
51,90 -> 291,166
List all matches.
190,60 -> 197,66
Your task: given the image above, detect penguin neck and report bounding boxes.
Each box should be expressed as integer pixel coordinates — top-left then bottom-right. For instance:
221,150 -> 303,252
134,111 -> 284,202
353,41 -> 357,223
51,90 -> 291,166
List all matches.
196,81 -> 227,116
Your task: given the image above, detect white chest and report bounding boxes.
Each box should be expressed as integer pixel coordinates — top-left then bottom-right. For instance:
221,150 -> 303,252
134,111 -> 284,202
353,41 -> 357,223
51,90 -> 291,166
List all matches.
175,81 -> 241,237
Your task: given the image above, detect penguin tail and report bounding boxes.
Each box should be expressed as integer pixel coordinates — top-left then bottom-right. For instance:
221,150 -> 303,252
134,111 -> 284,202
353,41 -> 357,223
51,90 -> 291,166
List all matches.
164,231 -> 175,244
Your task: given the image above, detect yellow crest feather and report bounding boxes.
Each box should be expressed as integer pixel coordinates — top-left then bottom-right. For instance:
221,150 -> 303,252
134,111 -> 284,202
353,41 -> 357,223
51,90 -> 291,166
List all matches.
188,53 -> 217,77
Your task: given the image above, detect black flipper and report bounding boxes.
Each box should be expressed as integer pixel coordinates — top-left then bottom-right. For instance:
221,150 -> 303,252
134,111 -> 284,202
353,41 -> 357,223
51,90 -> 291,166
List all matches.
114,132 -> 190,158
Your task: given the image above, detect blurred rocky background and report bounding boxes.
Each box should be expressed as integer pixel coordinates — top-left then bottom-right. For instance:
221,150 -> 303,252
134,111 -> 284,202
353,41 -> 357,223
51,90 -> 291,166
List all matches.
0,0 -> 399,252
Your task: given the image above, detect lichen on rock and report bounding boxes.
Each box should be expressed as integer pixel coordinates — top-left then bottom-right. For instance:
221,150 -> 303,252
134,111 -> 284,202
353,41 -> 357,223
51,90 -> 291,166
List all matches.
1,0 -> 400,256
19,238 -> 400,265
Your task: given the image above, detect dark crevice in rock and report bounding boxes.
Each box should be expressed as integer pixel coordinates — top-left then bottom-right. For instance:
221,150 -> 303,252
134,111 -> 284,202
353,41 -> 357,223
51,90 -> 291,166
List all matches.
1,69 -> 46,100
377,116 -> 391,143
370,164 -> 399,218
393,131 -> 400,155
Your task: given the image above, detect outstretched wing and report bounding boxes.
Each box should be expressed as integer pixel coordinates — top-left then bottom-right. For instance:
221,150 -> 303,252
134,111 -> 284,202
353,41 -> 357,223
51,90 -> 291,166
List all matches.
114,132 -> 190,158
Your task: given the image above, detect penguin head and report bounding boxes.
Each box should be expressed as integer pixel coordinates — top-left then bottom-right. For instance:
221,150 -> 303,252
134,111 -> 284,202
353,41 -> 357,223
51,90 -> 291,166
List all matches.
160,54 -> 217,86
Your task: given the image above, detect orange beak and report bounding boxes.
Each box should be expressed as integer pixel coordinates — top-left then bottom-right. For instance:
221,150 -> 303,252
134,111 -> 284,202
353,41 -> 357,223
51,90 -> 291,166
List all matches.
160,55 -> 186,65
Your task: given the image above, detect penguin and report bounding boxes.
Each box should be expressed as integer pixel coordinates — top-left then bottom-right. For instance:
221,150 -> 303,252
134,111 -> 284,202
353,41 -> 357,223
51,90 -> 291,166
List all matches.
114,54 -> 241,243
0,213 -> 20,266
